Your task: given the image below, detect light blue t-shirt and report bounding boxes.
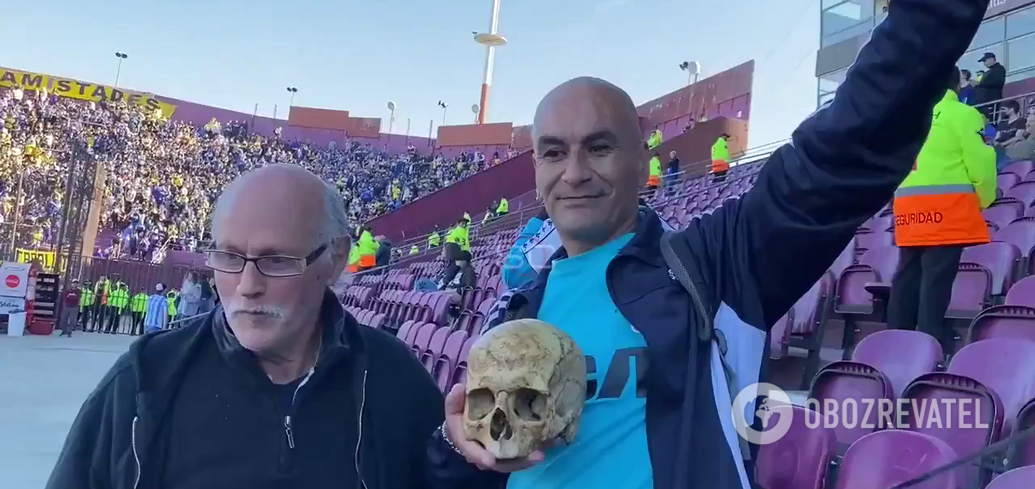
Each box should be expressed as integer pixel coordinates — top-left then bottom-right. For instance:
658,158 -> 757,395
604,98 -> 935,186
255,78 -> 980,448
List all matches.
507,233 -> 652,489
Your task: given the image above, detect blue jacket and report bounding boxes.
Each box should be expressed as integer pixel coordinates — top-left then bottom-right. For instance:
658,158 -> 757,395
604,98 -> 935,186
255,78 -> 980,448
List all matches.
426,1 -> 988,487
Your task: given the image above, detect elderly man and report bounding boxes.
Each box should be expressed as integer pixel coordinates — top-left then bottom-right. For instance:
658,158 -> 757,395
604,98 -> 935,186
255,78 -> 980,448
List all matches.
427,0 -> 988,488
48,164 -> 446,489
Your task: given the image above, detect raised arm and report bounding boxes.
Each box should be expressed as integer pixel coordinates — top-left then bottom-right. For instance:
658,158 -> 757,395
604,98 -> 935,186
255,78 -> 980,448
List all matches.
679,0 -> 990,328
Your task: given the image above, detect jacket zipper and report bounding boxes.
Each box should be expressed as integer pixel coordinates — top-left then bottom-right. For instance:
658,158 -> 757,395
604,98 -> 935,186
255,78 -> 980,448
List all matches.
281,364 -> 316,465
131,416 -> 141,489
354,369 -> 369,489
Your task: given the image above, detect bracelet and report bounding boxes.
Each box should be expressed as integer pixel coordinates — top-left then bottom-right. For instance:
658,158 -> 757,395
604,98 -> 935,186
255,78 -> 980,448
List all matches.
440,421 -> 465,456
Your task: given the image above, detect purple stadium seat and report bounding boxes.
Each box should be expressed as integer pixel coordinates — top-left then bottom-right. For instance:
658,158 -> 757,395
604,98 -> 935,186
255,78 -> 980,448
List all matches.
949,339 -> 1035,434
434,330 -> 470,391
396,320 -> 417,343
997,160 -> 1030,179
783,272 -> 835,387
947,262 -> 994,319
852,330 -> 942,398
450,336 -> 478,389
420,327 -> 450,372
962,242 -> 1021,297
809,361 -> 893,448
855,231 -> 894,253
997,173 -> 1021,192
828,240 -> 857,278
410,322 -> 437,357
992,196 -> 1027,217
1008,398 -> 1035,469
1005,275 -> 1035,306
996,217 -> 1035,258
755,404 -> 835,489
834,430 -> 958,489
967,304 -> 1035,344
369,313 -> 385,329
1006,181 -> 1035,208
834,246 -> 899,315
987,466 -> 1035,489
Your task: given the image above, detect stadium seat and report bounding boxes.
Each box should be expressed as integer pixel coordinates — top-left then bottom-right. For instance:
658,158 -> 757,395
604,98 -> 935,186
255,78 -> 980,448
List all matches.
410,323 -> 438,357
852,329 -> 942,398
755,404 -> 835,489
771,272 -> 834,388
947,262 -> 994,320
420,327 -> 450,372
834,246 -> 899,351
962,242 -> 1021,298
450,336 -> 478,390
834,430 -> 958,489
1001,160 -> 1034,181
1006,181 -> 1035,208
396,320 -> 419,345
996,217 -> 1035,263
434,330 -> 470,392
987,466 -> 1035,489
809,360 -> 893,449
997,173 -> 1021,192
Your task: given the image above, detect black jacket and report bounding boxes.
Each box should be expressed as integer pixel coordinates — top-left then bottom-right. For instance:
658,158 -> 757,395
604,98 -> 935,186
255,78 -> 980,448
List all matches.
976,62 -> 1006,105
47,290 -> 446,489
425,0 -> 989,488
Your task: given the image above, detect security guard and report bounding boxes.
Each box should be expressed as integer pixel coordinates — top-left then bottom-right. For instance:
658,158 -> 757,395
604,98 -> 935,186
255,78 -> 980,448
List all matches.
130,289 -> 148,335
166,288 -> 180,324
346,241 -> 361,273
106,280 -> 129,334
647,126 -> 663,150
357,225 -> 380,272
78,281 -> 95,331
410,244 -> 420,255
887,67 -> 997,352
427,227 -> 441,249
439,217 -> 471,288
711,133 -> 731,183
647,152 -> 662,189
93,276 -> 109,333
496,197 -> 509,216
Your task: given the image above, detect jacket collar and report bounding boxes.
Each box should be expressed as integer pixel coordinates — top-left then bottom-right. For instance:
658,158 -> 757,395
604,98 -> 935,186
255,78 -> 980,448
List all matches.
533,206 -> 668,284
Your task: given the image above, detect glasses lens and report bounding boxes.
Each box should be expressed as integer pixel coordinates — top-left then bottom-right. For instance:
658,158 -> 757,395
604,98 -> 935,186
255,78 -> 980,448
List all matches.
205,251 -> 244,272
256,256 -> 305,277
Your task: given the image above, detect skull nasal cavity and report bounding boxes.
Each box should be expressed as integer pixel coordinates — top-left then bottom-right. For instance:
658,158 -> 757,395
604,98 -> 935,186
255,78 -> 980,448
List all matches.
490,408 -> 513,441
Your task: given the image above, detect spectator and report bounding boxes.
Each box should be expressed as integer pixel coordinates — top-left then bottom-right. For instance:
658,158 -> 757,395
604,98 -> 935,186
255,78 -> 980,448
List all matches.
993,100 -> 1027,168
177,271 -> 202,318
427,1 -> 987,486
59,279 -> 80,337
1006,117 -> 1035,162
959,69 -> 976,105
666,150 -> 681,196
144,283 -> 169,332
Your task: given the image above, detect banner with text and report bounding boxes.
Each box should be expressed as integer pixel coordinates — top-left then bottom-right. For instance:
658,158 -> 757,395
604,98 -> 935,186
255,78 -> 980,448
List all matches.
0,67 -> 177,118
16,248 -> 56,272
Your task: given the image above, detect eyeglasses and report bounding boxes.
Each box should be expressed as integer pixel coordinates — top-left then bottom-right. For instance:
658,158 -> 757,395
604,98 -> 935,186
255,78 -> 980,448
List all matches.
203,244 -> 328,277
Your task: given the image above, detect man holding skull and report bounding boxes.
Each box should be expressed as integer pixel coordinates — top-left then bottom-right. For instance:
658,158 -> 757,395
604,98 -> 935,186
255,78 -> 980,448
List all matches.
427,1 -> 990,488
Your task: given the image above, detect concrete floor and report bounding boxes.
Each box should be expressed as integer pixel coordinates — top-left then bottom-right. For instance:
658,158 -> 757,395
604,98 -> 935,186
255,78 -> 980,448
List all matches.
0,332 -> 135,489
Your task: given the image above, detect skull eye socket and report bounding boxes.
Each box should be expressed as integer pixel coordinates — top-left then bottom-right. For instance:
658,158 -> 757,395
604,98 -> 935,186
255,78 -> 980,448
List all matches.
467,388 -> 495,420
513,388 -> 546,422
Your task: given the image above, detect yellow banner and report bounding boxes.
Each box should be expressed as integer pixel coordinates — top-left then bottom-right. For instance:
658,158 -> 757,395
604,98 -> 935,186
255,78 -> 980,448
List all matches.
16,248 -> 56,271
0,66 -> 177,118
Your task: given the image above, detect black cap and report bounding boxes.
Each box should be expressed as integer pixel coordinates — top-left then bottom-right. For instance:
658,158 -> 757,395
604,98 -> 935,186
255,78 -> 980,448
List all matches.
979,52 -> 997,62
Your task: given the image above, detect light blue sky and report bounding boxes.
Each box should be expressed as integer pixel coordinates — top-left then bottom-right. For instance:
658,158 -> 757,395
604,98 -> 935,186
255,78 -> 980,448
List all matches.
0,0 -> 819,147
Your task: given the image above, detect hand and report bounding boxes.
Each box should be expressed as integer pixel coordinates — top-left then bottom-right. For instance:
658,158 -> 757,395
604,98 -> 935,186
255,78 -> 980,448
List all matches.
444,383 -> 546,473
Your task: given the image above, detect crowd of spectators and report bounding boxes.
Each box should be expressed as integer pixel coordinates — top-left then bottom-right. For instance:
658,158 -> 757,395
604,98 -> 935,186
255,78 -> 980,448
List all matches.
0,87 -> 511,260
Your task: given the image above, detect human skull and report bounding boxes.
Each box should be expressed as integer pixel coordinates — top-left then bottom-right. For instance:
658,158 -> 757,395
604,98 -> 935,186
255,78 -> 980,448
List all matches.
463,318 -> 586,459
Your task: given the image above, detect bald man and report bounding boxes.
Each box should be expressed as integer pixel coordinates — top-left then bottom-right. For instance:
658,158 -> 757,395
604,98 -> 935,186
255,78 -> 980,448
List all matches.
48,164 -> 448,489
428,1 -> 990,488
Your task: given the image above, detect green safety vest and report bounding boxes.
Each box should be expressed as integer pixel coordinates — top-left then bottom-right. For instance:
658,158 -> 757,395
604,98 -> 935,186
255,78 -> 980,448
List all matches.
410,245 -> 419,255
167,291 -> 179,316
428,232 -> 440,247
712,137 -> 730,161
445,225 -> 470,252
496,198 -> 508,213
79,288 -> 95,308
131,293 -> 148,313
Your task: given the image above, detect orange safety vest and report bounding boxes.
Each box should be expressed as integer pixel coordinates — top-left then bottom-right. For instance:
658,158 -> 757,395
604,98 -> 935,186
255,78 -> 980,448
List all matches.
359,254 -> 376,267
711,159 -> 729,173
893,185 -> 989,246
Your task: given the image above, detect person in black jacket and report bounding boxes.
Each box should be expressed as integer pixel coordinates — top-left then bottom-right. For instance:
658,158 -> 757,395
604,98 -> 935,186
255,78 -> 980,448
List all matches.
975,51 -> 1005,118
47,164 -> 445,489
424,1 -> 990,488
